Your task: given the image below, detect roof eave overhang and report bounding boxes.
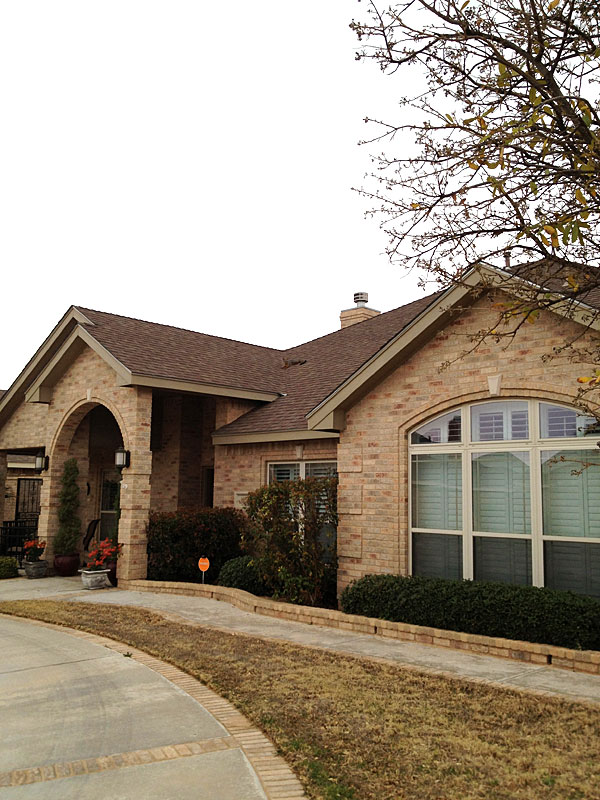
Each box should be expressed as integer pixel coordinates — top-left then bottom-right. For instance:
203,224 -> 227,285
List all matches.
212,429 -> 339,445
117,373 -> 281,402
307,265 -> 600,431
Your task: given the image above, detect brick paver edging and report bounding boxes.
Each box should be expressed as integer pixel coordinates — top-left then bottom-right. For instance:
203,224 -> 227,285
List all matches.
0,614 -> 307,799
120,579 -> 600,676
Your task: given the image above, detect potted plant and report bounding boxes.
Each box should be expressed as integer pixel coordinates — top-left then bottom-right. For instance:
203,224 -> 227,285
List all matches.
53,458 -> 82,576
80,538 -> 122,589
23,539 -> 48,579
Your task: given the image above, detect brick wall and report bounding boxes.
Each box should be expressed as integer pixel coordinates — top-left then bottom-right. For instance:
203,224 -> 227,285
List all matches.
336,294 -> 599,593
213,439 -> 338,507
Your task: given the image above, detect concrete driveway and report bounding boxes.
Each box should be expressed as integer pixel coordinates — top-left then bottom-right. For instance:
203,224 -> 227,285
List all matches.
0,616 -> 268,799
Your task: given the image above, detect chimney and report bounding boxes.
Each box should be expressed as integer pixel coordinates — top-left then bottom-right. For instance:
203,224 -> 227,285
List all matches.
340,292 -> 381,329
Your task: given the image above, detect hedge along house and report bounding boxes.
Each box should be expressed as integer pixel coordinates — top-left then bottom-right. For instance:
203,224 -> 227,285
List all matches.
1,264 -> 600,595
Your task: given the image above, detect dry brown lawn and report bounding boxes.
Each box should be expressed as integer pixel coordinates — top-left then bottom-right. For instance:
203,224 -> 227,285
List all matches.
1,599 -> 599,800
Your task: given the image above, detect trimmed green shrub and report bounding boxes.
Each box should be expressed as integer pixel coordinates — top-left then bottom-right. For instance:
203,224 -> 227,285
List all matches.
0,557 -> 19,579
243,476 -> 338,607
340,574 -> 600,651
54,458 -> 82,555
218,555 -> 269,596
147,507 -> 247,584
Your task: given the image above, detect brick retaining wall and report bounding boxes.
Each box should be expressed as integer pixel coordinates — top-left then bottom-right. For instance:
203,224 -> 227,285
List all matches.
120,579 -> 600,676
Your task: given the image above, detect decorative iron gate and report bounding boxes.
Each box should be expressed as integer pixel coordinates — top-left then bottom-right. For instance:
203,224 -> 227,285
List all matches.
16,479 -> 42,525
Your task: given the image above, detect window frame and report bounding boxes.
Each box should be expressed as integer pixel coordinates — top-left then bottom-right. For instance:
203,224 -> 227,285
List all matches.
267,460 -> 338,484
409,399 -> 600,589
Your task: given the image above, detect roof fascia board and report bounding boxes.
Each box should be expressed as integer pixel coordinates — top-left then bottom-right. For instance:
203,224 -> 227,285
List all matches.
212,429 -> 339,445
0,307 -> 94,419
118,373 -> 281,402
308,265 -> 600,431
478,264 -> 600,331
307,281 -> 475,430
25,326 -> 132,403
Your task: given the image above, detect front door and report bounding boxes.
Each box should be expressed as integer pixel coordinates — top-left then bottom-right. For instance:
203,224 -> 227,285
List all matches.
100,470 -> 120,540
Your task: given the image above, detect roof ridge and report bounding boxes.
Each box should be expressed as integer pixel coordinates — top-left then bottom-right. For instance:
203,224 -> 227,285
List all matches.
74,306 -> 285,355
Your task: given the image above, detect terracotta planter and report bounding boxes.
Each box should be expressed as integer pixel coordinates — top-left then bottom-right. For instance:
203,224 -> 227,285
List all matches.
24,560 -> 48,579
80,569 -> 112,590
54,554 -> 80,577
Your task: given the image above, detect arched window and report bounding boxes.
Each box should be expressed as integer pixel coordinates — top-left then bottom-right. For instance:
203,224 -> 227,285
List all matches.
409,400 -> 600,597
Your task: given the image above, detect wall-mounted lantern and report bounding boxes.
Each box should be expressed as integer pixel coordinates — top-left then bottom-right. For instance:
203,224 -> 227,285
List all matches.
35,450 -> 49,473
115,445 -> 130,472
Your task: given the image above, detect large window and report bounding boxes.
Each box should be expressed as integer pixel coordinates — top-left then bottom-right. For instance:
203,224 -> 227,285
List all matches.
409,400 -> 600,597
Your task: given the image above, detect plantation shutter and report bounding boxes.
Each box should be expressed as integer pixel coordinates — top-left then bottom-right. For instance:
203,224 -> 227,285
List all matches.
411,454 -> 462,530
472,452 -> 531,534
269,463 -> 301,483
542,450 -> 600,537
473,537 -> 532,585
544,541 -> 600,598
305,462 -> 337,478
412,533 -> 462,580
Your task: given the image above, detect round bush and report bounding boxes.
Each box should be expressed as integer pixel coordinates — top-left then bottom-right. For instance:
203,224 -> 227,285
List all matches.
0,557 -> 19,579
218,555 -> 268,596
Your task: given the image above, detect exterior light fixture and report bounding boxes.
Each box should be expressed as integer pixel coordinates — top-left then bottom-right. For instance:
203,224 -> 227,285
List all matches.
35,450 -> 49,473
115,445 -> 130,471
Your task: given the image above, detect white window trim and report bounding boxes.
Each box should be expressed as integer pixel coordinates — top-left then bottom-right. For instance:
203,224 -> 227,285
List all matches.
408,399 -> 600,588
267,460 -> 337,482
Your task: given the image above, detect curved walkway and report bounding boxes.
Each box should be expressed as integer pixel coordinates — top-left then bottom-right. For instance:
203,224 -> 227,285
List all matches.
0,614 -> 305,799
2,576 -> 600,706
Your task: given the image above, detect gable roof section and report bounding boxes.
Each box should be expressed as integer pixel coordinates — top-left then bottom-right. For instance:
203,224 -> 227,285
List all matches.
212,292 -> 442,441
305,264 -> 600,432
0,306 -> 93,426
75,308 -> 286,396
3,307 -> 287,415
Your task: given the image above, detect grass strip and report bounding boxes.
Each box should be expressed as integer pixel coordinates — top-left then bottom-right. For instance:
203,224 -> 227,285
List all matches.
1,599 -> 599,800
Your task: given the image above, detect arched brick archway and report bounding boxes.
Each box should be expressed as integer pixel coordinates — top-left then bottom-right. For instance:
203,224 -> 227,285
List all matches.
38,398 -> 152,581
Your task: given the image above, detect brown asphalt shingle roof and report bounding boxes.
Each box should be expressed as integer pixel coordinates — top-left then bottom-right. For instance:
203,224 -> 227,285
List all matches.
76,308 -> 286,394
216,293 -> 440,434
76,293 -> 440,435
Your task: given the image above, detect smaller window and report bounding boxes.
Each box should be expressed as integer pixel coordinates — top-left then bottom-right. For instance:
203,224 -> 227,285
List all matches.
539,403 -> 599,438
471,401 -> 528,442
411,410 -> 462,444
268,461 -> 337,483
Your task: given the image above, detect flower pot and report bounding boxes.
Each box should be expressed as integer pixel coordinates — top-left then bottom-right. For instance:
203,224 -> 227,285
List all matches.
80,569 -> 112,590
54,554 -> 80,577
24,560 -> 48,579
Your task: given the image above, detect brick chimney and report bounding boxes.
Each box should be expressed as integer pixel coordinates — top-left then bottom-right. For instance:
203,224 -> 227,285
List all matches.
340,292 -> 380,329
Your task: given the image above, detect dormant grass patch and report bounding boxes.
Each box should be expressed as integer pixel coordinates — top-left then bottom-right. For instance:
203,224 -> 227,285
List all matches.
1,599 -> 599,800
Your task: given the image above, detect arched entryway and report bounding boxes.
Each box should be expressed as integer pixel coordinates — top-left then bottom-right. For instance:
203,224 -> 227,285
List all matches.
37,400 -> 139,579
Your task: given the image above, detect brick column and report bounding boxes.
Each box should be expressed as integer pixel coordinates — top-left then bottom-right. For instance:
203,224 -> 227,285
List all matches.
117,389 -> 153,581
0,451 -> 7,524
38,459 -> 61,563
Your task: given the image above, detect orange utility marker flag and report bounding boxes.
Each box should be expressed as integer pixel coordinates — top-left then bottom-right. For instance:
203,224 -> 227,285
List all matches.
198,557 -> 210,584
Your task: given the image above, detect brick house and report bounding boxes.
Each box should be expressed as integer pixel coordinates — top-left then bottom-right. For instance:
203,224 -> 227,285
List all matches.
1,266 -> 599,596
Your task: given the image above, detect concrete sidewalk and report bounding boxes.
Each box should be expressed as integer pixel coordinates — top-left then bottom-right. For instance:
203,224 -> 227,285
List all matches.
2,576 -> 600,705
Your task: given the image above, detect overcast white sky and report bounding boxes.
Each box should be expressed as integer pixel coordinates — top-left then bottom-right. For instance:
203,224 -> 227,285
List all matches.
0,1 -> 425,389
